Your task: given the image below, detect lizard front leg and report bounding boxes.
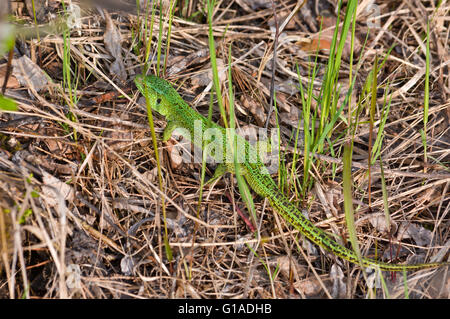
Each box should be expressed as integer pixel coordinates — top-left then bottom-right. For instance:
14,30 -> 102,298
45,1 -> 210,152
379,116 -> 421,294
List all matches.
162,120 -> 179,142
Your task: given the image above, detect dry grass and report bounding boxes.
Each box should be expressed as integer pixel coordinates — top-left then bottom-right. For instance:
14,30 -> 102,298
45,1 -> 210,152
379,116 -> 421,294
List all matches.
0,0 -> 449,299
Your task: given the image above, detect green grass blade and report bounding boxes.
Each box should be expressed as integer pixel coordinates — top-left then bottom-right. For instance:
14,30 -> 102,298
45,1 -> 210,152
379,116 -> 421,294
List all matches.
371,82 -> 392,164
367,54 -> 379,206
0,95 -> 17,111
156,0 -> 164,76
421,19 -> 430,168
206,0 -> 256,225
163,0 -> 175,75
197,92 -> 215,216
227,45 -> 256,224
144,0 -> 157,72
342,142 -> 362,267
142,79 -> 173,262
206,0 -> 228,129
379,155 -> 391,234
403,268 -> 409,299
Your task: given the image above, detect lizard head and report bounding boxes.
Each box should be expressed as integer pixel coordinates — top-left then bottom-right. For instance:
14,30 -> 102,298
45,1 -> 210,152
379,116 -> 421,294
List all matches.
135,74 -> 174,117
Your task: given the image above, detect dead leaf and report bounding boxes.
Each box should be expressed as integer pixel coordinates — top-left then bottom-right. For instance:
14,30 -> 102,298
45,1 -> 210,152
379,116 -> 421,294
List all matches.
330,264 -> 346,298
368,214 -> 397,235
280,108 -> 302,128
299,36 -> 333,53
241,95 -> 266,126
0,64 -> 20,89
143,167 -> 158,183
277,255 -> 307,279
191,59 -> 226,88
426,268 -> 450,299
44,136 -> 63,154
41,171 -> 74,207
299,11 -> 361,57
12,55 -> 48,91
166,48 -> 209,76
366,268 -> 383,289
120,255 -> 135,275
103,11 -> 126,82
397,223 -> 433,247
294,278 -> 322,297
314,182 -> 343,245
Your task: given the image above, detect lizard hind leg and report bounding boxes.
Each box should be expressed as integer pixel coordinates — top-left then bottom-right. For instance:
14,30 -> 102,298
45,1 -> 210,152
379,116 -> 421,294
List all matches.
205,162 -> 251,187
204,163 -> 229,186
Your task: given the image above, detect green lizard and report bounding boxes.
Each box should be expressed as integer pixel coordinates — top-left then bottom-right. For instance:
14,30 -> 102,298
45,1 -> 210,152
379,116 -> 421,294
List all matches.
135,74 -> 449,272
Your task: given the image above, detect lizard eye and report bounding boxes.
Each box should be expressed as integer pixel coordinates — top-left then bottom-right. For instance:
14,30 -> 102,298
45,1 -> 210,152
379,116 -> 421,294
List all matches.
156,98 -> 162,105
